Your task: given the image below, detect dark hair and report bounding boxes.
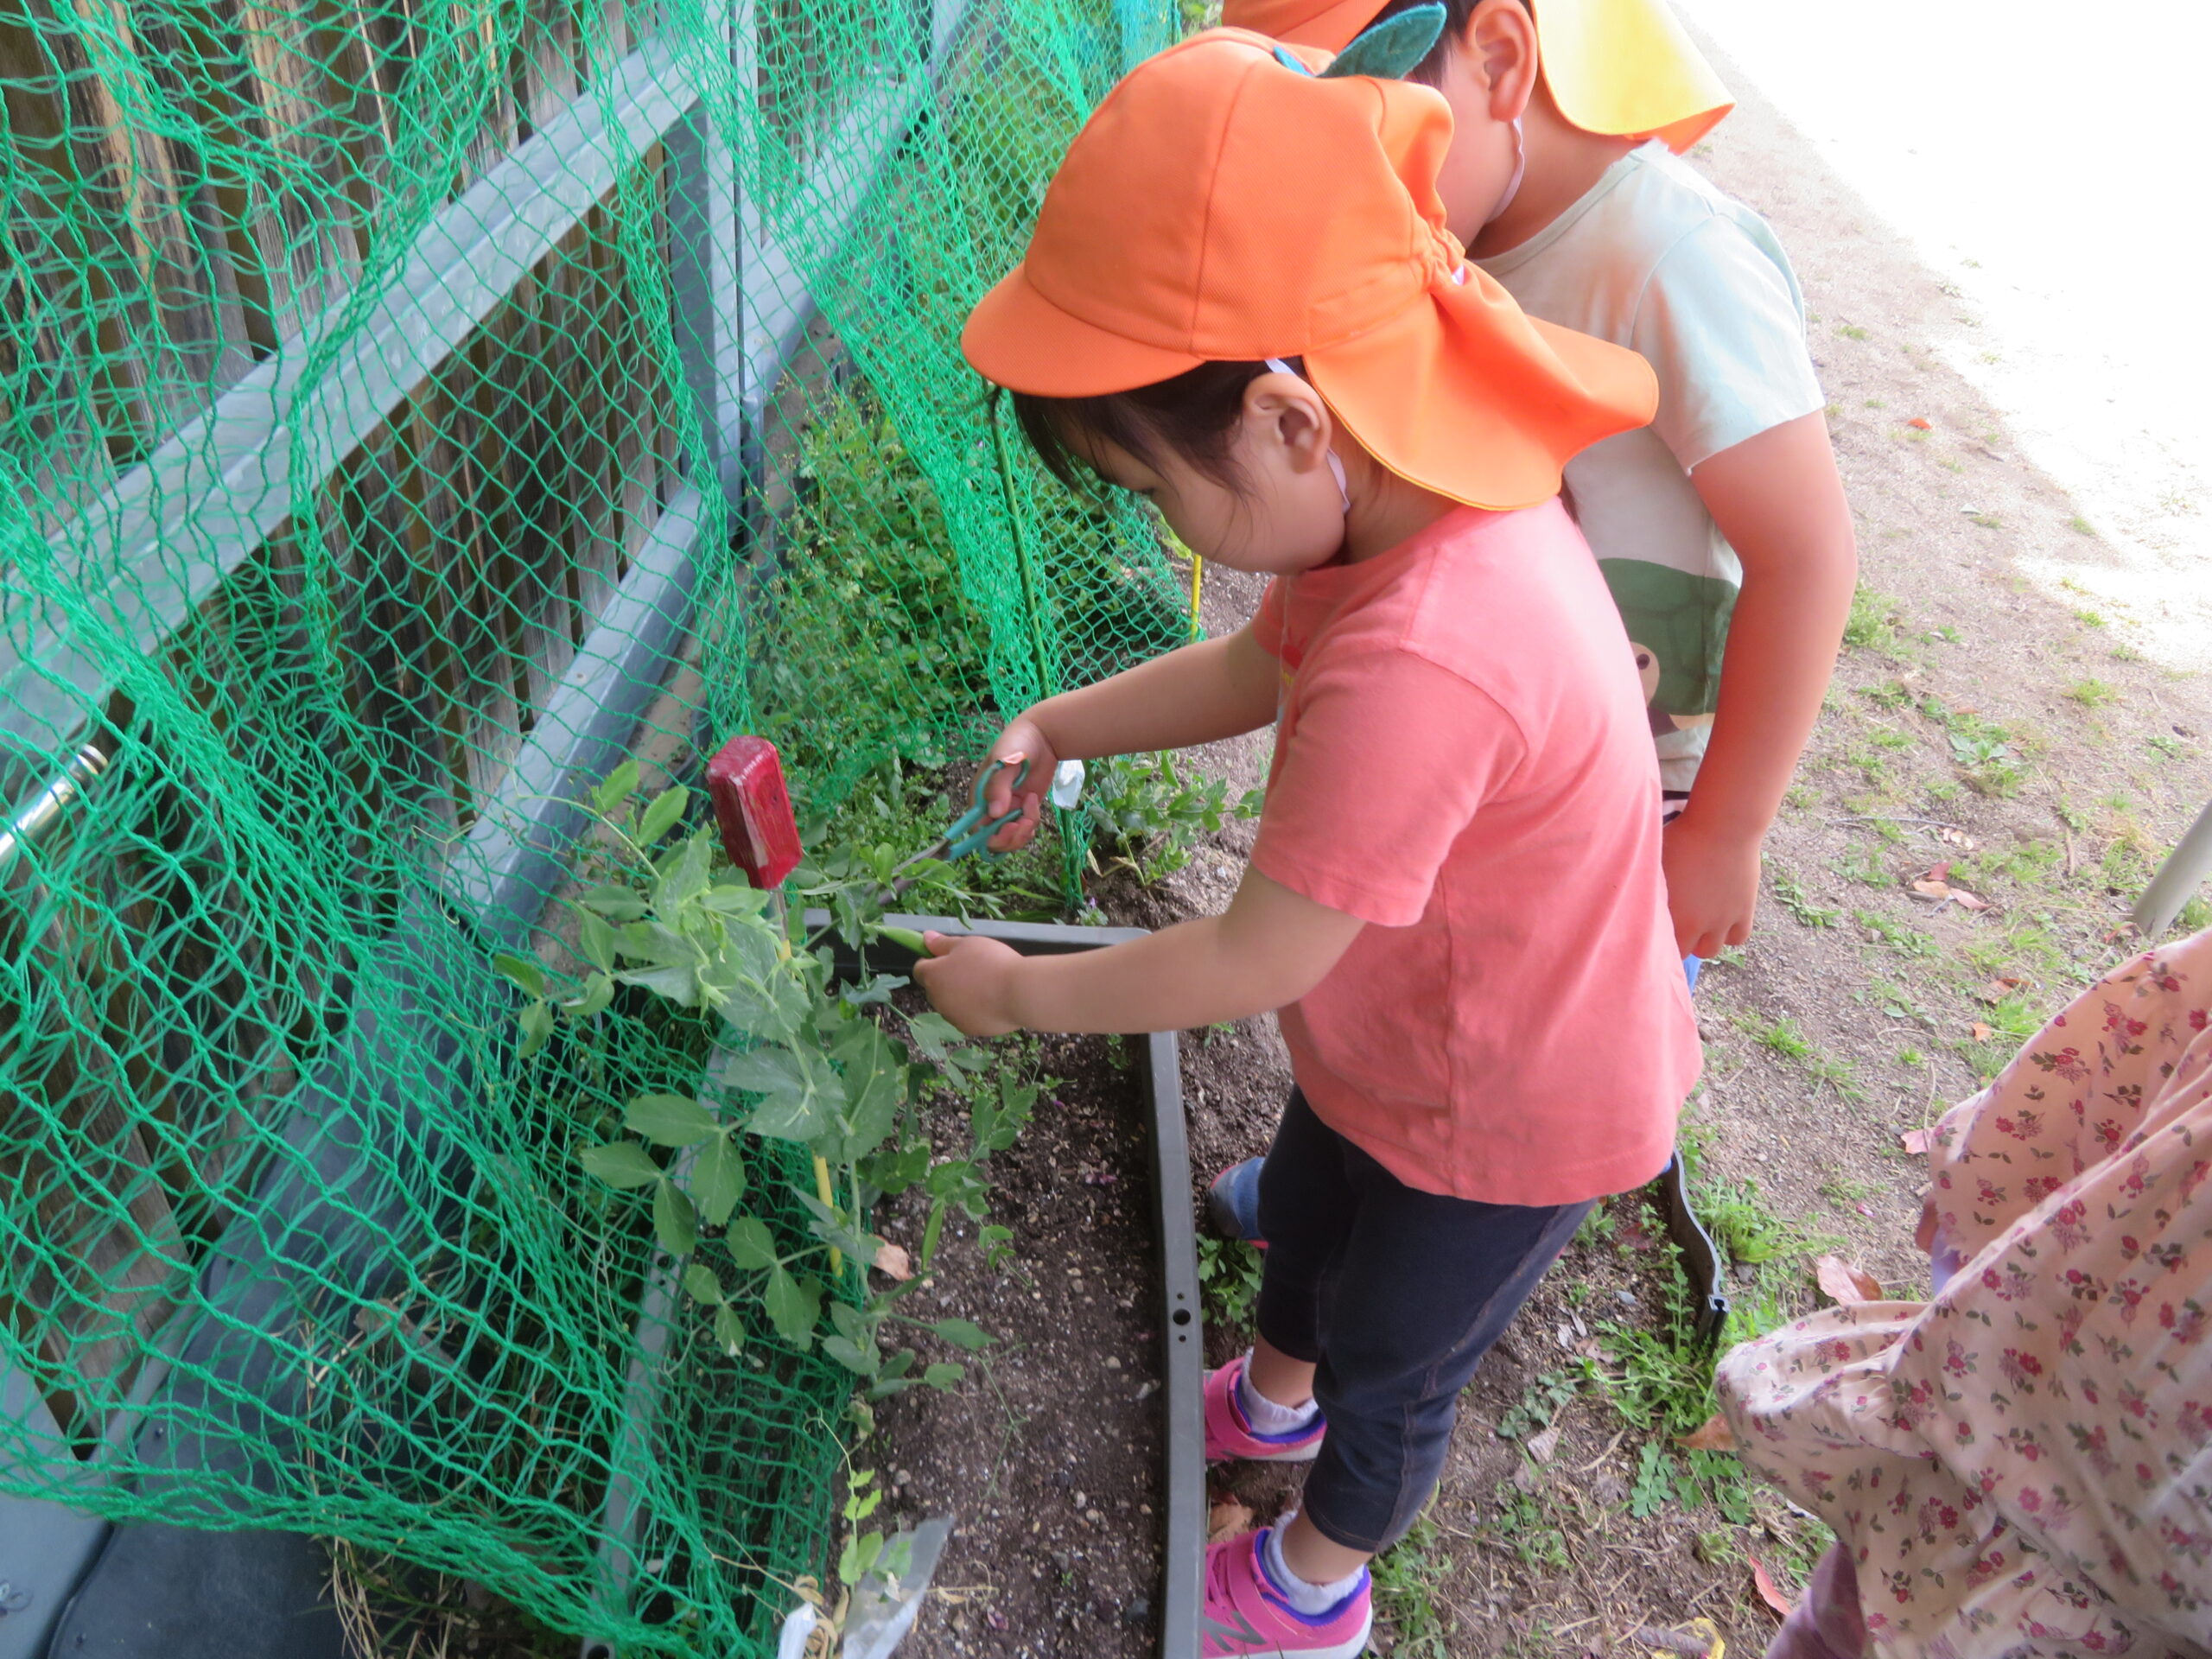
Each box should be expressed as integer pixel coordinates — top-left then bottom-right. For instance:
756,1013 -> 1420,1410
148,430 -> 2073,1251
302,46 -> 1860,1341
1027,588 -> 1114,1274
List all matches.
1010,358 -> 1289,496
1370,0 -> 1528,86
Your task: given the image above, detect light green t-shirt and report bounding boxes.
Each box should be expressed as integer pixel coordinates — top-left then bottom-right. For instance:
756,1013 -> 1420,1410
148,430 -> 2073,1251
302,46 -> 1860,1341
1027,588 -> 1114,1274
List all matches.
1478,141 -> 1826,797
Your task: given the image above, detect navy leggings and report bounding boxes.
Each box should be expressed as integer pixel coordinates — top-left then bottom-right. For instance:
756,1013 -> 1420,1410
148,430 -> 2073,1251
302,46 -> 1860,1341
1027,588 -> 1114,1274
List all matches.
1254,1089 -> 1592,1552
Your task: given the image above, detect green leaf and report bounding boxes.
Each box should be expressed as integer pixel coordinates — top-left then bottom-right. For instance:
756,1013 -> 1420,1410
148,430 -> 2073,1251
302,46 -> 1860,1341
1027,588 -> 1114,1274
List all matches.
683,1263 -> 724,1306
712,1303 -> 747,1357
493,952 -> 548,998
653,832 -> 712,915
764,1266 -> 820,1345
577,912 -> 619,974
719,1046 -> 808,1096
653,1179 -> 698,1255
637,784 -> 690,845
837,1530 -> 883,1588
624,1091 -> 718,1147
822,1334 -> 880,1376
563,970 -> 615,1021
579,1141 -> 661,1189
860,1141 -> 930,1197
691,1133 -> 747,1228
591,759 -> 642,817
725,1217 -> 779,1270
904,1010 -> 966,1061
921,1362 -> 965,1391
829,1301 -> 871,1344
619,963 -> 698,1006
798,1192 -> 878,1263
518,999 -> 555,1060
926,1318 -> 995,1352
582,883 -> 650,922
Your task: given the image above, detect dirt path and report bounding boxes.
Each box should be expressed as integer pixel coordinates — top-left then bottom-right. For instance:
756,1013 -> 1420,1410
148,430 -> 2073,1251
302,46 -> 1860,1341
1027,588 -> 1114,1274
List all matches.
1091,29 -> 2212,1657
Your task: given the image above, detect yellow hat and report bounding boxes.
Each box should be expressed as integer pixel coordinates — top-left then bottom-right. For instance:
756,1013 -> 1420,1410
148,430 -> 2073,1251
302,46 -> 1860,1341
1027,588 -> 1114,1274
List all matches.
1222,0 -> 1734,155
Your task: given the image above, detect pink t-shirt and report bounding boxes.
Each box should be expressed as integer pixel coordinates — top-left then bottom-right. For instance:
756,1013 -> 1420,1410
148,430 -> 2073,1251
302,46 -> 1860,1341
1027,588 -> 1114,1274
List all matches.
1250,500 -> 1701,1206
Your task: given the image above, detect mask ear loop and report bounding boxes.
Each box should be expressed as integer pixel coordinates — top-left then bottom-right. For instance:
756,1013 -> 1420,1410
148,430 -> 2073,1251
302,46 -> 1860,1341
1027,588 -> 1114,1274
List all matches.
1263,358 -> 1352,515
1483,117 -> 1526,226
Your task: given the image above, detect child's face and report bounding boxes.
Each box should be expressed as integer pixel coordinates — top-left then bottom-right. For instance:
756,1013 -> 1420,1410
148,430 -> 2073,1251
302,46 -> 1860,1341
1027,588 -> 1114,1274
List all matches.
1077,374 -> 1349,575
1424,0 -> 1539,245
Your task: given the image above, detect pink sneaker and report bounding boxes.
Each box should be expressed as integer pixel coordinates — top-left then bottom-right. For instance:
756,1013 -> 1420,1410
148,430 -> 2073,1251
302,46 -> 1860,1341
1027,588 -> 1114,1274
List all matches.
1205,1355 -> 1325,1464
1200,1528 -> 1372,1657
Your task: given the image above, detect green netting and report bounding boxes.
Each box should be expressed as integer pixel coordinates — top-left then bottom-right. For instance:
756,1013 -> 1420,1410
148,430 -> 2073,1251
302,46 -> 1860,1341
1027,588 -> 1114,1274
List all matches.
0,0 -> 1186,1647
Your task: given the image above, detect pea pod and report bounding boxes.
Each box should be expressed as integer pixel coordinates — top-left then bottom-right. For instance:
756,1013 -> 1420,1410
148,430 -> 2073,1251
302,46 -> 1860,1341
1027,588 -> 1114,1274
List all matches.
871,924 -> 928,956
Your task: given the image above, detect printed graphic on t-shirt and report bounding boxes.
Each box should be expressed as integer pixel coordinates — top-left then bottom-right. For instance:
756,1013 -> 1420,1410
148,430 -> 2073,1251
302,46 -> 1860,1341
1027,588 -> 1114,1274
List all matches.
1599,557 -> 1738,739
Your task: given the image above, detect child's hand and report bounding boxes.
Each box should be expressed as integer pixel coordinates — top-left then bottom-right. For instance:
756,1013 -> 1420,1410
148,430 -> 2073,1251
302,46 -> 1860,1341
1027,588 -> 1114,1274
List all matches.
982,716 -> 1059,852
1662,811 -> 1761,961
911,931 -> 1026,1036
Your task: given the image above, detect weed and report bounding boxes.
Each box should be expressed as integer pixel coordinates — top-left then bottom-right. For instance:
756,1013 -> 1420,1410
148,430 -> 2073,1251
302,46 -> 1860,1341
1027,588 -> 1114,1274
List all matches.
1371,1519 -> 1452,1657
1967,511 -> 2004,530
1498,1370 -> 1580,1441
2147,734 -> 2189,760
1819,1174 -> 1881,1211
2111,643 -> 2142,663
1698,1179 -> 1793,1265
1772,873 -> 1843,929
1488,1487 -> 1571,1571
1864,397 -> 1886,408
2073,608 -> 2107,629
2066,678 -> 2118,709
1897,1046 -> 1926,1067
1835,323 -> 1870,340
1084,751 -> 1258,885
1742,1014 -> 1812,1061
1938,457 -> 1964,474
1855,908 -> 1938,957
1630,1442 -> 1682,1517
1833,843 -> 1891,887
1843,585 -> 1905,653
1195,1235 -> 1263,1331
2069,514 -> 2098,536
2178,896 -> 2212,936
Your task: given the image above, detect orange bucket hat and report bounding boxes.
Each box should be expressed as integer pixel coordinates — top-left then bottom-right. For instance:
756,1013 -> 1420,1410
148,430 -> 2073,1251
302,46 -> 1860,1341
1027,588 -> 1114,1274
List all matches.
1225,0 -> 1733,155
961,28 -> 1656,512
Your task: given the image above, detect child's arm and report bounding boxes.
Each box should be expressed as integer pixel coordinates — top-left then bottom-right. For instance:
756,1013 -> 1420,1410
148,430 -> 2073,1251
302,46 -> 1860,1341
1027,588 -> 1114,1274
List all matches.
912,866 -> 1362,1034
1671,410 -> 1857,959
981,620 -> 1280,850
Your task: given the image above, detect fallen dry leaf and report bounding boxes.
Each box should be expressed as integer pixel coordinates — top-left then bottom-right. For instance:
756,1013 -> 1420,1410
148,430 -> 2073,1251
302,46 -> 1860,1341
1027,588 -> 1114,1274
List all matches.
1907,416 -> 1933,430
1526,1424 -> 1563,1465
1972,1022 -> 1995,1042
1815,1255 -> 1884,1305
1677,1412 -> 1737,1452
1979,976 -> 2024,1002
1207,1499 -> 1255,1544
1750,1554 -> 1796,1618
1900,1128 -> 1931,1156
872,1241 -> 912,1281
1637,1628 -> 1710,1659
1937,825 -> 1975,849
1952,886 -> 1991,911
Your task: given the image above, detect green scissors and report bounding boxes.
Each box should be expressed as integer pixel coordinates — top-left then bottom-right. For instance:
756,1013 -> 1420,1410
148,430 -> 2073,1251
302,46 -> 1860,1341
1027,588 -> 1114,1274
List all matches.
889,757 -> 1033,895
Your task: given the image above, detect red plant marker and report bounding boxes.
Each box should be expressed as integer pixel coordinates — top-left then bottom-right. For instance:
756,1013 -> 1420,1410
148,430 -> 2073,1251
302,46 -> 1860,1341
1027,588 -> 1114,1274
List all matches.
706,736 -> 803,891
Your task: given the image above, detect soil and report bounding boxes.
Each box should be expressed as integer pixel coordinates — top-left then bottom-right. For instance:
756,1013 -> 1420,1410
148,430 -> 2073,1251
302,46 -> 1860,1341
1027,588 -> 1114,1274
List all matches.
867,1027 -> 1166,1658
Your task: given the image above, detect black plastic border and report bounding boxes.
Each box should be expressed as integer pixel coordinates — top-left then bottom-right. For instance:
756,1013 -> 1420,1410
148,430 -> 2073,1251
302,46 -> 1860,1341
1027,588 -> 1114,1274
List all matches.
814,911 -> 1204,1659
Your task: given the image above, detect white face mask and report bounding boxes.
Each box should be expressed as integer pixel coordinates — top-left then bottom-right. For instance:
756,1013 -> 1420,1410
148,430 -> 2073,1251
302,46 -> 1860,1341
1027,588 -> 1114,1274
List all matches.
1263,358 -> 1352,515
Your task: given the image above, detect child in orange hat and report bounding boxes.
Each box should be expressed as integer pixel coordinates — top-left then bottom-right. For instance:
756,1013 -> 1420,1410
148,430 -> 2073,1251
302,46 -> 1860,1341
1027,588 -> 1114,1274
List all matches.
912,28 -> 1700,1655
1222,0 -> 1857,971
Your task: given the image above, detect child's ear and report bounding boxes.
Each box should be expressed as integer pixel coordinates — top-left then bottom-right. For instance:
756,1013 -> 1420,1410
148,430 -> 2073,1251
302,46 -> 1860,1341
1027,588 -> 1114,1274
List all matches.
1243,374 -> 1333,474
1467,0 -> 1537,120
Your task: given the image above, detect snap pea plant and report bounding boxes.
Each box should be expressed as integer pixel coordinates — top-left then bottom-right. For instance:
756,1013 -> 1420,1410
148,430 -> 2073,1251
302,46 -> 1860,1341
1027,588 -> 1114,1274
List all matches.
496,762 -> 1032,1398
